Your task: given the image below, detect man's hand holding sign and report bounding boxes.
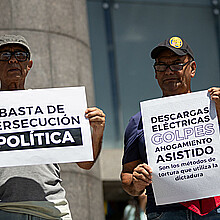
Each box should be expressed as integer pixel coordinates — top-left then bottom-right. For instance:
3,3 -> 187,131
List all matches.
77,107 -> 105,169
132,163 -> 152,193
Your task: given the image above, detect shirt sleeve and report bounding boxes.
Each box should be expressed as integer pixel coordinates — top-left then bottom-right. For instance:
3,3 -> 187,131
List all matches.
122,112 -> 146,164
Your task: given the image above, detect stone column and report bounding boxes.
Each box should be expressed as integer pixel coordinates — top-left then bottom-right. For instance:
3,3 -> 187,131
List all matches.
0,0 -> 104,219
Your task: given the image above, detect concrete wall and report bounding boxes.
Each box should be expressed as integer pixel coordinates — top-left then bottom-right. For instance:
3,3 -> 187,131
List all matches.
100,149 -> 130,202
0,0 -> 104,219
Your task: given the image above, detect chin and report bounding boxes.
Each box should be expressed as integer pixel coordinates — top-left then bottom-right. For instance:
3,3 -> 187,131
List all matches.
163,87 -> 185,96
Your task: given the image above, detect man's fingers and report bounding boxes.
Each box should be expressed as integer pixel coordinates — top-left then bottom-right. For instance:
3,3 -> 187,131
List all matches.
208,87 -> 220,99
85,107 -> 105,119
133,163 -> 152,183
133,171 -> 152,183
134,164 -> 152,175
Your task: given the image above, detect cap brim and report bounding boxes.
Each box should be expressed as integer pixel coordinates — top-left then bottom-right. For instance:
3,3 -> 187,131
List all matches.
151,46 -> 187,59
0,42 -> 31,56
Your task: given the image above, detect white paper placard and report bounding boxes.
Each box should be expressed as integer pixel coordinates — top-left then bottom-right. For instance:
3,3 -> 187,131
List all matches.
140,90 -> 220,205
0,86 -> 93,167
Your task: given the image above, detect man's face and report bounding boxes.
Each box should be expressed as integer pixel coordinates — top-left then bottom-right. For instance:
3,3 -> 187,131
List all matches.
0,44 -> 32,90
154,49 -> 196,97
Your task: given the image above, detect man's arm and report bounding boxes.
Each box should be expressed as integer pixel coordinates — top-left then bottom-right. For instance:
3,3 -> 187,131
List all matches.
208,87 -> 220,122
77,107 -> 105,170
121,159 -> 152,196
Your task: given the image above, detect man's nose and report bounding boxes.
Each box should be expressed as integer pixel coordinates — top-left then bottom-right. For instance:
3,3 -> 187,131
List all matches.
9,55 -> 18,64
164,66 -> 174,75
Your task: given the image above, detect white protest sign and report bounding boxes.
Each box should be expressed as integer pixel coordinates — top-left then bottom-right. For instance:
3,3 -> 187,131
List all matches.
140,90 -> 220,205
0,86 -> 93,167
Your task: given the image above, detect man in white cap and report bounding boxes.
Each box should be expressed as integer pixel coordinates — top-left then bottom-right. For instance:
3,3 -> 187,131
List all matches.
0,34 -> 105,220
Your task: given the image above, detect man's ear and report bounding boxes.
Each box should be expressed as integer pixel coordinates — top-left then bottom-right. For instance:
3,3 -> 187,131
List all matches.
27,60 -> 33,72
24,60 -> 33,77
190,61 -> 196,78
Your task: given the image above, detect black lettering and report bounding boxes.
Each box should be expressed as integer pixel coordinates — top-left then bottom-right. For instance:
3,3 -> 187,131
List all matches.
35,106 -> 44,115
156,155 -> 165,163
204,106 -> 209,114
57,105 -> 65,113
0,108 -> 7,117
151,117 -> 157,123
47,105 -> 56,114
18,107 -> 25,116
8,108 -> 17,117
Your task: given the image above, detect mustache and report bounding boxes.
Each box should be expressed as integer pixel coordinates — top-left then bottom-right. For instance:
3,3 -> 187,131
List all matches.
7,65 -> 22,75
163,77 -> 179,81
8,64 -> 20,68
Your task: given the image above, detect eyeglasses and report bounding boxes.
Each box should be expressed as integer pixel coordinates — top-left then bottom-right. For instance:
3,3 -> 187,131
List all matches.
0,51 -> 30,62
153,61 -> 192,72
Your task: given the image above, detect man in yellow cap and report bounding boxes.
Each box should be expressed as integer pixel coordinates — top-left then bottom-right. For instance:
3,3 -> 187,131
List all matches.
121,36 -> 220,219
